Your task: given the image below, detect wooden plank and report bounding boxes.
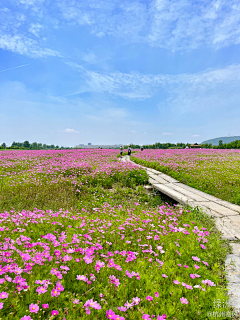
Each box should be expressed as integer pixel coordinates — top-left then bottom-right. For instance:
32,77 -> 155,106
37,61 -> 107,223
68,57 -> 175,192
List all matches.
168,183 -> 210,202
148,173 -> 170,184
152,183 -> 194,205
194,201 -> 239,217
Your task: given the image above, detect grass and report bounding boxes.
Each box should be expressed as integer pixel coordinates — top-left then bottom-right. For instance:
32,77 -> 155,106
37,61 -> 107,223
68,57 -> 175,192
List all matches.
0,149 -> 235,319
131,149 -> 240,205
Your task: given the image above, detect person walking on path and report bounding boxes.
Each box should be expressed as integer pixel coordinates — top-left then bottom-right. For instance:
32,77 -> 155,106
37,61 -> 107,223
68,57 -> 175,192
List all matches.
141,145 -> 143,151
120,145 -> 123,157
128,145 -> 131,156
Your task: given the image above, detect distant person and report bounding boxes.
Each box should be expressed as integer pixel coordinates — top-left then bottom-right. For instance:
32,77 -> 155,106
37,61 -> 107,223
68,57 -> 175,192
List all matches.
128,145 -> 131,156
141,145 -> 143,151
120,145 -> 123,157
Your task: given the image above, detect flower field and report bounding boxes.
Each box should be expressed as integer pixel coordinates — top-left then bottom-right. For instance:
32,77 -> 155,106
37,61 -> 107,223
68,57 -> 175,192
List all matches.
132,149 -> 240,205
0,150 -> 233,319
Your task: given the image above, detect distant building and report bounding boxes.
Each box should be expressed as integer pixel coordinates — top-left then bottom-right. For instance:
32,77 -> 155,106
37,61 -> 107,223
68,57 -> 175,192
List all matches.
78,144 -> 84,146
88,143 -> 91,146
75,144 -> 122,149
190,143 -> 201,148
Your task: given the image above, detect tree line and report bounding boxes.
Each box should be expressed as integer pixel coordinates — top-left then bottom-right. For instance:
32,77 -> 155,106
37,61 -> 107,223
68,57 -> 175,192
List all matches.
0,141 -> 64,150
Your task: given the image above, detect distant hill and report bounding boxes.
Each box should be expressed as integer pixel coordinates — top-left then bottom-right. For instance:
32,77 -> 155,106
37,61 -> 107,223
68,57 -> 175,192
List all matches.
201,136 -> 240,146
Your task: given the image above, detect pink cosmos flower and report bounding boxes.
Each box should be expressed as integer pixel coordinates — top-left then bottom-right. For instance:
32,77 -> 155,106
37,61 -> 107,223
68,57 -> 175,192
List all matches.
51,310 -> 59,315
36,286 -> 47,294
73,299 -> 79,304
143,315 -> 151,320
190,274 -> 196,279
51,288 -> 60,297
192,256 -> 201,262
177,264 -> 182,267
83,256 -> 93,264
106,309 -> 116,319
155,292 -> 159,297
184,265 -> 189,268
0,302 -> 3,309
29,303 -> 39,313
42,304 -> 49,309
132,297 -> 141,305
200,244 -> 206,249
146,295 -> 153,301
202,261 -> 209,266
99,293 -> 104,298
173,280 -> 180,284
180,297 -> 188,304
56,281 -> 64,292
194,264 -> 200,269
162,274 -> 168,278
84,299 -> 101,310
157,315 -> 167,320
21,316 -> 32,320
0,292 -> 8,299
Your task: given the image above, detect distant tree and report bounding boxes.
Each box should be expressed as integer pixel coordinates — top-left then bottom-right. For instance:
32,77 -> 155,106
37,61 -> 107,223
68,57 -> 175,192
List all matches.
23,141 -> 30,148
1,142 -> 6,149
31,142 -> 38,150
43,144 -> 47,149
56,145 -> 59,149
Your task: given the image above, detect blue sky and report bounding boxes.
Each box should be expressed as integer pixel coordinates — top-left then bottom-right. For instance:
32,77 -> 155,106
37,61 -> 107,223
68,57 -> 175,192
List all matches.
1,0 -> 240,147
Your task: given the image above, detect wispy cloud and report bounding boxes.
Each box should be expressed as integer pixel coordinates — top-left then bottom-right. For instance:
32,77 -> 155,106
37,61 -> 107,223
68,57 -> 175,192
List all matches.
56,0 -> 240,51
69,63 -> 240,118
0,34 -> 61,58
192,134 -> 200,137
162,132 -> 173,135
64,128 -> 80,133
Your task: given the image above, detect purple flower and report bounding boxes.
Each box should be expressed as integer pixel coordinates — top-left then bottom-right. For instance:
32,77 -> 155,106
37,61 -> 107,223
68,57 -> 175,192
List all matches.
0,302 -> 3,309
155,292 -> 159,297
42,304 -> 49,309
146,295 -> 153,301
21,316 -> 33,320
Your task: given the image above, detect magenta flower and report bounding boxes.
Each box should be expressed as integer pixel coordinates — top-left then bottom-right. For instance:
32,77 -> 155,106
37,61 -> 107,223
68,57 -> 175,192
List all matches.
56,281 -> 64,292
146,295 -> 153,301
36,286 -> 47,294
42,304 -> 49,309
83,256 -> 93,264
200,244 -> 206,249
21,316 -> 33,320
0,292 -> 8,299
51,310 -> 59,316
173,280 -> 180,284
106,309 -> 116,319
157,315 -> 167,320
73,299 -> 80,304
51,288 -> 60,297
194,264 -> 200,269
190,274 -> 196,279
155,292 -> 159,297
143,315 -> 151,320
180,297 -> 189,304
0,302 -> 3,309
29,303 -> 39,313
162,274 -> 168,278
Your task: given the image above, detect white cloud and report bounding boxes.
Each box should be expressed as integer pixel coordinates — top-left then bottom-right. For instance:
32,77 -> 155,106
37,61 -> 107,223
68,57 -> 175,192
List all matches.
56,0 -> 240,51
29,23 -> 43,37
192,134 -> 200,137
68,63 -> 240,117
162,132 -> 173,135
64,128 -> 80,133
0,34 -> 61,57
